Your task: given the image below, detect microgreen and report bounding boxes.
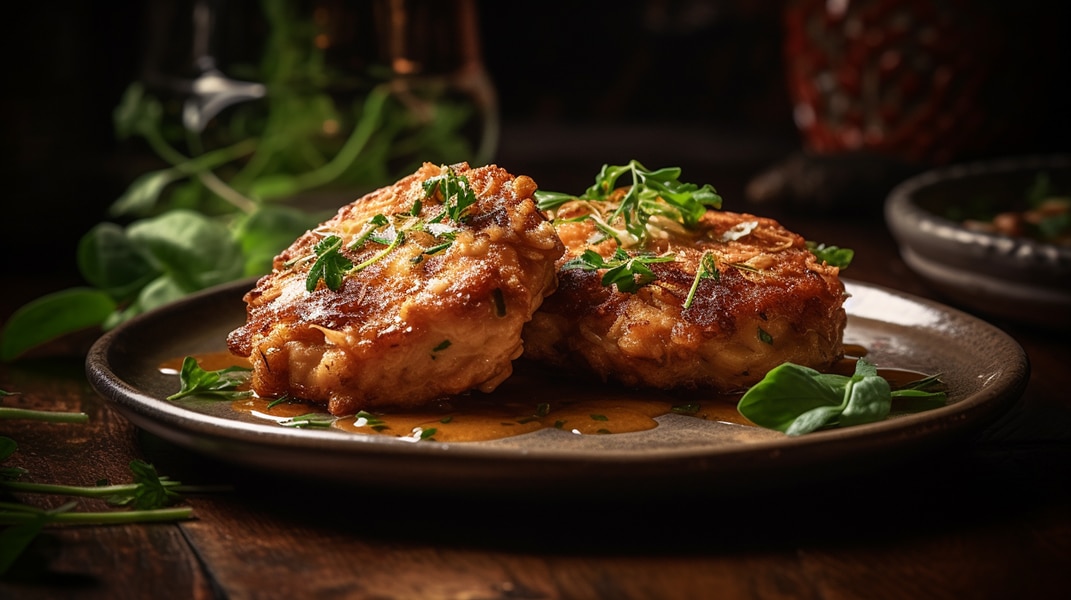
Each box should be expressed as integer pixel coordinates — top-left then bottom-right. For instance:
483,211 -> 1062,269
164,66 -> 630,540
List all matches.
562,248 -> 675,293
536,160 -> 722,247
166,357 -> 253,401
737,358 -> 947,436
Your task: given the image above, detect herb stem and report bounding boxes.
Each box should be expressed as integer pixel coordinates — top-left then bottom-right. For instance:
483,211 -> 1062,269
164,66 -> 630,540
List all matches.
352,231 -> 404,272
0,408 -> 89,424
284,86 -> 391,194
0,480 -> 187,499
0,505 -> 194,526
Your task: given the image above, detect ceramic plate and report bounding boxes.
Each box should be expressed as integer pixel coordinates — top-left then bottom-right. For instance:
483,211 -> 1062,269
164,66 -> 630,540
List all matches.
86,278 -> 1028,497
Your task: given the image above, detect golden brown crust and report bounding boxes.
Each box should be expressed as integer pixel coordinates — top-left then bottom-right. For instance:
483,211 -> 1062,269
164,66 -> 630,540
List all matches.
228,163 -> 564,415
522,206 -> 847,392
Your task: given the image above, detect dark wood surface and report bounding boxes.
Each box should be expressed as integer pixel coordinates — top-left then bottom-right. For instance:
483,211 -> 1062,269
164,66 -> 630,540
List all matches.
2,132 -> 1069,599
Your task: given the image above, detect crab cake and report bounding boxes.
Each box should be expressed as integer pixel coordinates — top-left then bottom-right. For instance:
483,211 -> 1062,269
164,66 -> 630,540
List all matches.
227,162 -> 564,415
523,168 -> 848,393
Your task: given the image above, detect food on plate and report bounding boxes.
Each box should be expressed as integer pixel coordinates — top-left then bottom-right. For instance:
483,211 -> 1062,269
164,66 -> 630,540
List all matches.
522,161 -> 850,393
955,172 -> 1070,246
226,162 -> 564,416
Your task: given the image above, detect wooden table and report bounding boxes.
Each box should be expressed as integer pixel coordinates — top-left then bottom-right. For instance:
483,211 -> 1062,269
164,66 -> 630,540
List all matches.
2,134 -> 1069,599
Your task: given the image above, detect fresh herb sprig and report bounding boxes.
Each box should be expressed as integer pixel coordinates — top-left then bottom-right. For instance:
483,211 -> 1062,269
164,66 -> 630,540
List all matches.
805,241 -> 855,269
0,401 -> 216,576
562,249 -> 676,293
737,358 -> 947,436
303,167 -> 474,292
536,160 -> 722,248
166,357 -> 252,401
536,161 -> 852,302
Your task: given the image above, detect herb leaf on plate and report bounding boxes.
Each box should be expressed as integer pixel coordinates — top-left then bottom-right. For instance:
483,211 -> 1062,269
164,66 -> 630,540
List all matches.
737,358 -> 947,436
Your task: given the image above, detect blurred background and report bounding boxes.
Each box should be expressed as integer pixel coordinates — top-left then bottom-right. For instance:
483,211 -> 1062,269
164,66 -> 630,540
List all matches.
3,0 -> 1068,279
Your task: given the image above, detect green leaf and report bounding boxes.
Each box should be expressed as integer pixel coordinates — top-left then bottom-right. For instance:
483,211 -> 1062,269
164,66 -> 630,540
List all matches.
305,235 -> 353,292
77,223 -> 159,301
561,249 -> 675,293
109,169 -> 181,217
738,358 -> 938,436
131,275 -> 191,315
0,513 -> 50,576
249,173 -> 302,201
784,404 -> 845,436
0,437 -> 14,460
422,167 -> 477,223
166,356 -> 252,401
0,288 -> 117,361
127,460 -> 179,510
838,373 -> 892,427
126,210 -> 245,290
806,241 -> 854,269
233,205 -> 324,277
112,82 -> 162,140
737,363 -> 843,433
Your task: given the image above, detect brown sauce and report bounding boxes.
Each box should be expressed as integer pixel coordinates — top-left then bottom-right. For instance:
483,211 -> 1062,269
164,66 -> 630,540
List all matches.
160,345 -> 931,443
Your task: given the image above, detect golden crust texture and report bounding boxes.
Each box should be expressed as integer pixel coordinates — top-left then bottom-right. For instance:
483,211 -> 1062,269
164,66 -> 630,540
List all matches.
227,163 -> 564,415
521,206 -> 848,393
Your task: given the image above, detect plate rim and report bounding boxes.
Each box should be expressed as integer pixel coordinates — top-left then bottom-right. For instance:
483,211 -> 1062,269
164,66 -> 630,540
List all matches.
85,277 -> 1029,491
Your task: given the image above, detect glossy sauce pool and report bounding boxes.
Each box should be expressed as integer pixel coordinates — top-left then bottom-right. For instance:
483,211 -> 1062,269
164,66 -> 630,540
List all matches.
159,344 -> 931,443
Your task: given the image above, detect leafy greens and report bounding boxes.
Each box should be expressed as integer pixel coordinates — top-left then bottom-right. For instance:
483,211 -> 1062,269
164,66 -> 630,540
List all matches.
737,358 -> 947,436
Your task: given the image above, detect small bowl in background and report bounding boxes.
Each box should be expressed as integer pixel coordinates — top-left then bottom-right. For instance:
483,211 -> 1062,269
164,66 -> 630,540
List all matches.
884,155 -> 1071,329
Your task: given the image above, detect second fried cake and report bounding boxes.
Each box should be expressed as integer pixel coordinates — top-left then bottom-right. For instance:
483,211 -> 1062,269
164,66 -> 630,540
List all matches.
523,166 -> 848,393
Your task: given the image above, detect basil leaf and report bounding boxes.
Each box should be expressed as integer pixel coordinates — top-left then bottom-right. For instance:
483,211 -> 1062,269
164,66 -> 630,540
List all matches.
126,210 -> 245,291
736,363 -> 843,432
77,223 -> 159,301
0,288 -> 117,361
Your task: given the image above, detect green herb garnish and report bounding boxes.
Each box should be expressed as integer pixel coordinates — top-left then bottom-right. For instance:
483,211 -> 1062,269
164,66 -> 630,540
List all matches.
536,160 -> 722,247
423,167 -> 478,223
806,241 -> 854,269
301,168 -> 473,291
166,357 -> 253,401
562,248 -> 675,293
280,413 -> 337,428
683,251 -> 719,309
737,358 -> 946,436
305,234 -> 354,292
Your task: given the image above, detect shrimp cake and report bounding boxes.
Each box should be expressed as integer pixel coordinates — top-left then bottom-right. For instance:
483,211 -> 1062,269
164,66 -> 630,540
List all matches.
522,206 -> 848,392
227,163 -> 564,415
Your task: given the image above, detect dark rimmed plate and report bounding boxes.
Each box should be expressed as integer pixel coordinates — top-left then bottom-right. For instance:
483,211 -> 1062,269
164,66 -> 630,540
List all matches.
86,278 -> 1028,497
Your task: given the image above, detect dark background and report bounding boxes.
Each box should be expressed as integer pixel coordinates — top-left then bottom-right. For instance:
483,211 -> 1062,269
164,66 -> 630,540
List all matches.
3,0 -> 1068,279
